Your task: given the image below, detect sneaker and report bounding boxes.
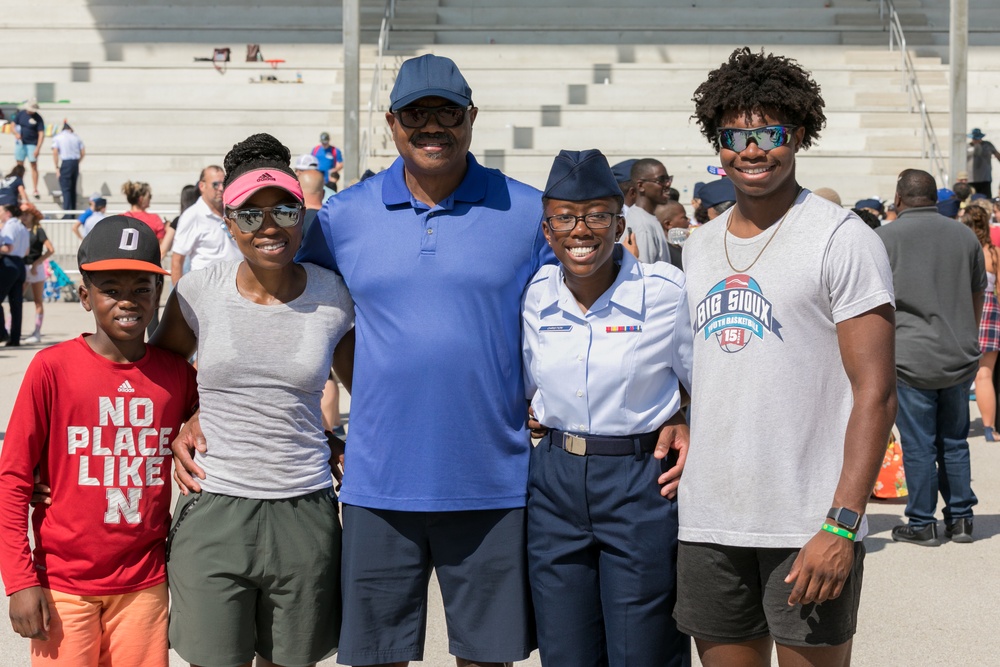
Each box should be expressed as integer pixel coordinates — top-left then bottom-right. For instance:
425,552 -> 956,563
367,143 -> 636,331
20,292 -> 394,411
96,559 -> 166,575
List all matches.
891,523 -> 940,546
986,427 -> 996,442
0,330 -> 7,344
32,191 -> 40,200
945,518 -> 974,543
22,334 -> 41,345
330,425 -> 347,438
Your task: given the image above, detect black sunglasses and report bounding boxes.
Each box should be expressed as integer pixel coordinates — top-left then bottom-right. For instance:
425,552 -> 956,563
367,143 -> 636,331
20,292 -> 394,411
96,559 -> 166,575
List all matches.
394,105 -> 473,129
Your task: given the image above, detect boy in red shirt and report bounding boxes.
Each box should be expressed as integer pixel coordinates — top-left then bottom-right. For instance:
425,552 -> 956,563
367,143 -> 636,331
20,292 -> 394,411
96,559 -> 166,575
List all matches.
0,216 -> 197,666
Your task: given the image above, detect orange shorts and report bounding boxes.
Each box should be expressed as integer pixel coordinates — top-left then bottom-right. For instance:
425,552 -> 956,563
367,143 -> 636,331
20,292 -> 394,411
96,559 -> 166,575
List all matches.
30,583 -> 168,667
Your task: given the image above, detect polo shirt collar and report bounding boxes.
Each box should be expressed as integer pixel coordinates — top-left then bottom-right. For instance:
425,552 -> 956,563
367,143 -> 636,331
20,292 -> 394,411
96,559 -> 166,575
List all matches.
381,153 -> 488,210
196,195 -> 223,221
540,247 -> 646,318
896,206 -> 937,219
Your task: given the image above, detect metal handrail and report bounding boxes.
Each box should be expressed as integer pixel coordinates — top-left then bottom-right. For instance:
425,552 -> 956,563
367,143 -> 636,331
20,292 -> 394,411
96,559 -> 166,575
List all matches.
362,0 -> 395,174
879,0 -> 948,185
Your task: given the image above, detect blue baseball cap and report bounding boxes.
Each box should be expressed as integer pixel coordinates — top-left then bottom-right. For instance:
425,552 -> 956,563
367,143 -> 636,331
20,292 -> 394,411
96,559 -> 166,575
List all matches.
854,198 -> 884,214
389,55 -> 473,112
937,197 -> 960,218
937,188 -> 954,202
544,149 -> 622,202
699,178 -> 737,209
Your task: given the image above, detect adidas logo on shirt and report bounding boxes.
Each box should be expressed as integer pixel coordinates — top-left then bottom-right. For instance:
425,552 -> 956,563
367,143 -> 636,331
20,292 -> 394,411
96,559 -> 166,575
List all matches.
117,380 -> 136,393
256,172 -> 276,182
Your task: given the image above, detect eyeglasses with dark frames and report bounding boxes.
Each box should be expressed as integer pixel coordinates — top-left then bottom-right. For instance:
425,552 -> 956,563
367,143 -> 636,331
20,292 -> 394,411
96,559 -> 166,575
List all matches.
636,175 -> 673,187
545,212 -> 620,232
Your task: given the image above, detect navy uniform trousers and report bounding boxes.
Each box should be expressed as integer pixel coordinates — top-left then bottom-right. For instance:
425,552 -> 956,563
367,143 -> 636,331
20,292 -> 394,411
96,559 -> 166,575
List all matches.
526,433 -> 690,667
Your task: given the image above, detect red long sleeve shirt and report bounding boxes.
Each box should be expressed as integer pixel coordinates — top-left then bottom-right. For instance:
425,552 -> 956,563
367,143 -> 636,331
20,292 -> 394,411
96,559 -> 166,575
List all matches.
0,335 -> 197,596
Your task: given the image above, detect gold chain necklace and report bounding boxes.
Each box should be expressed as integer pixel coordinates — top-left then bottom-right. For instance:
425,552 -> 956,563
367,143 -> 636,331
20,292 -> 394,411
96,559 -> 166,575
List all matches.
724,187 -> 802,273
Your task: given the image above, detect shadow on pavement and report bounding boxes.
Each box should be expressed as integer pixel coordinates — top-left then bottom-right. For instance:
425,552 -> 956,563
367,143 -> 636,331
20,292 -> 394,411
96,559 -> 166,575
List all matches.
863,511 -> 1000,553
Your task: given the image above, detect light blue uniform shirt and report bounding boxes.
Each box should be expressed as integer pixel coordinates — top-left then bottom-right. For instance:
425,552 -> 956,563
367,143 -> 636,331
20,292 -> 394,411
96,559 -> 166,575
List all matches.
1,219 -> 30,257
522,249 -> 693,436
297,153 -> 555,511
51,130 -> 84,160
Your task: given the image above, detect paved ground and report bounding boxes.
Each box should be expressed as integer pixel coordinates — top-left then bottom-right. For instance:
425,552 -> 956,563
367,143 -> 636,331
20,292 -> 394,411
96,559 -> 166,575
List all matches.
1,300 -> 999,665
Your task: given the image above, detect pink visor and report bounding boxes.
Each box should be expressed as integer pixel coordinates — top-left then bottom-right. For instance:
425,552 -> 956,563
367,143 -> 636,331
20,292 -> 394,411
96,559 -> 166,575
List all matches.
223,169 -> 304,208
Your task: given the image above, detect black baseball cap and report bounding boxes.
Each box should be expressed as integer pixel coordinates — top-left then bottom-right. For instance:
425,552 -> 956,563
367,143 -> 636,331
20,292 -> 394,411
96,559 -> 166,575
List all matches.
78,215 -> 169,275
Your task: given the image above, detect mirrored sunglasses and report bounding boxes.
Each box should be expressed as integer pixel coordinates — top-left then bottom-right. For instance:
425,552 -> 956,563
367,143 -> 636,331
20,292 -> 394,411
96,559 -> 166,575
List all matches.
225,203 -> 303,233
718,125 -> 798,152
395,105 -> 471,129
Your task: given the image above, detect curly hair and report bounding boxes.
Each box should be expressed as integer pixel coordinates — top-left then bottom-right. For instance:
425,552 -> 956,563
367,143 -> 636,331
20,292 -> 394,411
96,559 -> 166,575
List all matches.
223,133 -> 295,188
121,180 -> 151,206
692,47 -> 826,152
963,204 -> 992,248
20,204 -> 44,230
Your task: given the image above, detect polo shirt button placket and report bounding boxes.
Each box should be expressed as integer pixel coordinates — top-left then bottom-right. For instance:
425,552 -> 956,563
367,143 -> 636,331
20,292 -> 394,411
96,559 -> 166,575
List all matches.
420,211 -> 438,255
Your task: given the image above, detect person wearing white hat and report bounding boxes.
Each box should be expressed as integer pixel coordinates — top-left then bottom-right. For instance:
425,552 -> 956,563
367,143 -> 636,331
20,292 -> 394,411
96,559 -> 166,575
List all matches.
11,99 -> 45,200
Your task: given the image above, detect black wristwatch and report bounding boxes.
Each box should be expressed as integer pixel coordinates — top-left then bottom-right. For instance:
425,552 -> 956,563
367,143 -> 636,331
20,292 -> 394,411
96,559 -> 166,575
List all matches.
827,507 -> 862,532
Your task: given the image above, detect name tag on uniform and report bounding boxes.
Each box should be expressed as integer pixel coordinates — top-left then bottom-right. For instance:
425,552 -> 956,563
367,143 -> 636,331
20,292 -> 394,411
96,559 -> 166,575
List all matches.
539,325 -> 573,332
606,325 -> 641,333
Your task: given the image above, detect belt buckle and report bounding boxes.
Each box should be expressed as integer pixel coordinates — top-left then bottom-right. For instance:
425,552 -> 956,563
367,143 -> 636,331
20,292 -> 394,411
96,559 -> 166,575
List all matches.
563,433 -> 587,456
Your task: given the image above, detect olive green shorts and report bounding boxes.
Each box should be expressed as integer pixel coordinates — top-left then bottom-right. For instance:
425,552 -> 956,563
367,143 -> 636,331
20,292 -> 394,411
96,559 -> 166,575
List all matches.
167,489 -> 341,667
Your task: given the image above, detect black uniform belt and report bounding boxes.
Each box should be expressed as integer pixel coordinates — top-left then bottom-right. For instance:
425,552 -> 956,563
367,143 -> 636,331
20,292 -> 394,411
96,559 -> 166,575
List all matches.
550,429 -> 659,456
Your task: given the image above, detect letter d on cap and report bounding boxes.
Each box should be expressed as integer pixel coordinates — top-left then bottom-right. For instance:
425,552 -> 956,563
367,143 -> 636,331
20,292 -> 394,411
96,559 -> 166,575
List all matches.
120,228 -> 139,250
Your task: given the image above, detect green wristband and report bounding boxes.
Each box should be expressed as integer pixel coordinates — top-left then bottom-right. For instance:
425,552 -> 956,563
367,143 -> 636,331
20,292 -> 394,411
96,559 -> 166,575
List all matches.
822,523 -> 855,541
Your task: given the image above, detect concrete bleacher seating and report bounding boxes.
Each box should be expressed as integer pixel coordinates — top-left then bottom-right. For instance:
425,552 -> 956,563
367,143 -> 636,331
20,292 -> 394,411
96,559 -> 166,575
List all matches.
0,0 -> 998,212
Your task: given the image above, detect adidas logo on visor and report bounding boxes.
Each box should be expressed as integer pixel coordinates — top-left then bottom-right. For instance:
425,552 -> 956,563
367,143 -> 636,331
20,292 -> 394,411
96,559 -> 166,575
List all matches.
256,172 -> 277,182
118,380 -> 136,393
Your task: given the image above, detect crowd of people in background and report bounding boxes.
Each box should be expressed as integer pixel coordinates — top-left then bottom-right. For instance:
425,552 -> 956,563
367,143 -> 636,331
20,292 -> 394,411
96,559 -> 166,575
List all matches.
0,118 -> 347,347
1,46 -> 1000,667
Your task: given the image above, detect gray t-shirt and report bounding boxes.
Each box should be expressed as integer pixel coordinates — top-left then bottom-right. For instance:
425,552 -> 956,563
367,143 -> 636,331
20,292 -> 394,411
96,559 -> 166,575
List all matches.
876,206 -> 986,390
176,260 -> 354,498
681,191 -> 894,548
626,205 -> 671,264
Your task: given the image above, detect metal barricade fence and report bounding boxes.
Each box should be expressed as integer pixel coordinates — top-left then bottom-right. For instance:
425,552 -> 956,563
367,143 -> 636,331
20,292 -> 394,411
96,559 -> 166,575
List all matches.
34,210 -> 178,277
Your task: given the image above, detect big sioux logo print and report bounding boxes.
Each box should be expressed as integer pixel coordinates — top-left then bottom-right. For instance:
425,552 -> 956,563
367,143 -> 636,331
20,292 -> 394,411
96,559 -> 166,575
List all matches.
694,274 -> 784,353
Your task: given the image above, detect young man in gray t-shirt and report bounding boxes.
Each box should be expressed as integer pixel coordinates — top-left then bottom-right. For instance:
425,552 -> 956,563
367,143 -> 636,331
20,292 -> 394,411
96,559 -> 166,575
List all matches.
675,48 -> 896,666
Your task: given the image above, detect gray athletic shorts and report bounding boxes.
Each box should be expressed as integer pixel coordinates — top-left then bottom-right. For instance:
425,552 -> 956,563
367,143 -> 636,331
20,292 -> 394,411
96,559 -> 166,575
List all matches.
674,540 -> 865,647
337,505 -> 535,665
167,489 -> 341,667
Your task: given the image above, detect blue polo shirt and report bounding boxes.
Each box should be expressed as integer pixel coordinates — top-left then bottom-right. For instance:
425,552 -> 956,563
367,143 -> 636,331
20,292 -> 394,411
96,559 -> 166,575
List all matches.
298,153 -> 553,511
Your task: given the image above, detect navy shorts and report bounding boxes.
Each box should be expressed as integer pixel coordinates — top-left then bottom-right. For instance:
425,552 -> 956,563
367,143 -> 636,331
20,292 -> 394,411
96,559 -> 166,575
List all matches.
338,505 -> 535,665
674,541 -> 865,648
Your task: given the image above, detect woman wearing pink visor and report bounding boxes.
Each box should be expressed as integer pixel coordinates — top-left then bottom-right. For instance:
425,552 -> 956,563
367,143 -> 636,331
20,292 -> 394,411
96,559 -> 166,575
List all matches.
151,133 -> 354,667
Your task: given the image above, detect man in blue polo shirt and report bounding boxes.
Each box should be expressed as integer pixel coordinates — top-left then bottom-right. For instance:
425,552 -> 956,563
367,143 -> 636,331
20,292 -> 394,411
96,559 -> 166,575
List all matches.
299,54 -> 550,667
12,99 -> 45,200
